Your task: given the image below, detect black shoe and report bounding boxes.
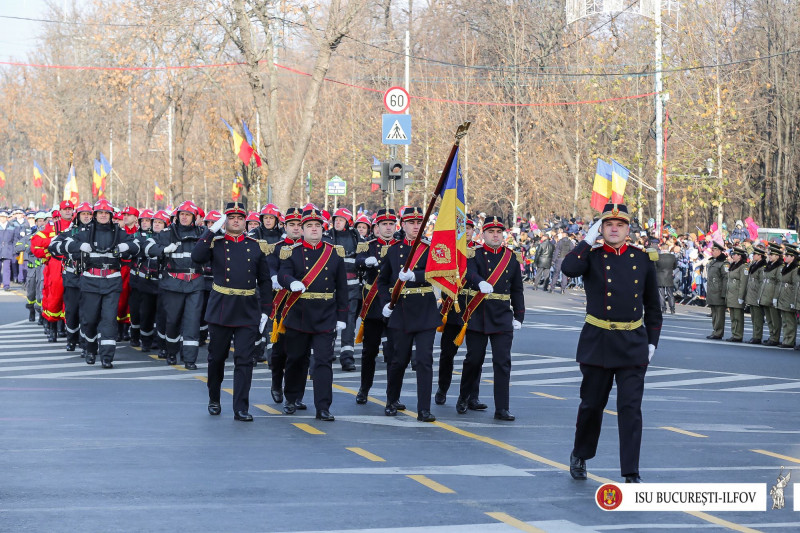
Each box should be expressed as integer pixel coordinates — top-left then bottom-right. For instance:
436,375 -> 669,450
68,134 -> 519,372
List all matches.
65,342 -> 76,352
122,324 -> 131,341
705,334 -> 722,340
763,340 -> 779,346
725,337 -> 743,343
384,402 -> 397,416
494,409 -> 515,421
101,360 -> 113,369
158,349 -> 167,359
37,315 -> 44,326
86,353 -> 96,365
341,361 -> 356,372
625,474 -> 642,483
569,453 -> 587,480
316,409 -> 335,421
417,410 -> 436,422
255,352 -> 267,363
747,338 -> 762,345
456,396 -> 468,414
116,324 -> 124,342
468,399 -> 488,411
208,401 -> 221,415
283,402 -> 296,415
130,338 -> 141,348
794,345 -> 800,351
234,411 -> 253,422
779,343 -> 794,348
434,388 -> 447,405
271,388 -> 283,404
141,343 -> 152,352
184,362 -> 197,370
57,322 -> 66,338
28,309 -> 36,322
670,309 -> 675,314
295,400 -> 307,410
355,389 -> 368,404
166,354 -> 177,365
80,348 -> 87,358
46,323 -> 57,343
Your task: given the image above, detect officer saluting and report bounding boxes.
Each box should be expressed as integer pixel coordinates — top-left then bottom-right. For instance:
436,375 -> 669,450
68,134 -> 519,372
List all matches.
191,202 -> 272,421
561,203 -> 662,484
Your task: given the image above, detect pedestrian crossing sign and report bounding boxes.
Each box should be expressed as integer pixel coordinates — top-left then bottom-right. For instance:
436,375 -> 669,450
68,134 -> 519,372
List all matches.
382,114 -> 411,145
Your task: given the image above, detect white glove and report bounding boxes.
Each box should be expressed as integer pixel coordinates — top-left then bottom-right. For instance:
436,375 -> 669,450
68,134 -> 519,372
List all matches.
116,243 -> 129,254
382,303 -> 393,317
478,281 -> 494,294
398,268 -> 415,282
365,256 -> 379,267
738,299 -> 743,305
648,344 -> 656,362
79,242 -> 92,253
583,219 -> 602,245
336,321 -> 346,331
271,275 -> 282,291
512,319 -> 522,330
289,281 -> 306,293
210,216 -> 225,233
163,242 -> 179,254
773,299 -> 778,307
259,313 -> 268,332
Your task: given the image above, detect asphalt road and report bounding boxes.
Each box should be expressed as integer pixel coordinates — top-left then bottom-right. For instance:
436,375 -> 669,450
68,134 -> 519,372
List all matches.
1,282 -> 799,532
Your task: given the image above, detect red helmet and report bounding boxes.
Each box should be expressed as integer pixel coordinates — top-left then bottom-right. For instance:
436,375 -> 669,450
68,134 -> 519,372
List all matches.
75,202 -> 93,214
153,210 -> 171,225
139,209 -> 155,219
196,207 -> 205,220
121,206 -> 139,217
260,203 -> 281,220
332,208 -> 354,226
113,211 -> 123,220
59,200 -> 75,210
246,211 -> 260,223
93,199 -> 114,213
302,202 -> 318,212
204,210 -> 222,223
354,214 -> 370,228
176,201 -> 198,216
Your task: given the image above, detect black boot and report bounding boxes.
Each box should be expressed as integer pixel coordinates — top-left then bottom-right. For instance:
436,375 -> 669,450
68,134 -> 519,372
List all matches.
199,329 -> 208,347
57,321 -> 67,338
46,322 -> 57,343
28,308 -> 36,322
129,327 -> 141,347
116,323 -> 124,342
37,312 -> 44,326
122,324 -> 131,341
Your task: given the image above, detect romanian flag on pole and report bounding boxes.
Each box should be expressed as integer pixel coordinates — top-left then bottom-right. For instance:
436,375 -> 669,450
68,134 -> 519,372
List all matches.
590,159 -> 613,212
99,153 -> 111,197
241,120 -> 262,167
92,159 -> 103,196
154,181 -> 165,202
222,119 -> 254,166
63,165 -> 79,205
610,159 -> 630,204
33,161 -> 44,188
0,166 -> 5,188
424,146 -> 467,303
232,175 -> 242,201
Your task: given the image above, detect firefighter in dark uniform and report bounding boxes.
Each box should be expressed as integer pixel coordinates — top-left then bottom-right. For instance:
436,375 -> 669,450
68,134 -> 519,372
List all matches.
561,203 -> 662,483
65,199 -> 140,368
705,242 -> 728,340
725,246 -> 749,342
49,202 -> 93,352
277,207 -> 348,421
456,216 -> 525,421
190,202 -> 272,421
759,243 -> 784,346
777,244 -> 798,348
145,201 -> 205,369
353,208 -> 398,404
131,209 -> 163,352
379,206 -> 440,422
326,207 -> 362,372
744,244 -> 767,344
128,209 -> 153,348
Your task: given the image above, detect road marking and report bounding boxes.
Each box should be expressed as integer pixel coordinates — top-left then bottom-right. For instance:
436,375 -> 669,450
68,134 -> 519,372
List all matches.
0,360 -> 143,373
194,375 -> 208,383
222,387 -> 233,395
510,365 -> 581,376
603,409 -> 617,416
406,474 -> 455,494
647,374 -> 762,388
751,449 -> 800,464
531,392 -> 565,400
722,381 -> 800,392
0,342 -> 64,349
660,426 -> 708,438
511,368 -> 695,386
0,349 -> 74,357
254,403 -> 282,415
660,334 -> 769,347
293,423 -> 325,435
346,447 -> 386,462
485,512 -> 546,533
0,355 -> 77,363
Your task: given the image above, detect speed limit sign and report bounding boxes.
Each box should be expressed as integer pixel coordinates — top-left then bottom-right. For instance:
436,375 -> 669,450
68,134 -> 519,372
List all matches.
383,86 -> 410,114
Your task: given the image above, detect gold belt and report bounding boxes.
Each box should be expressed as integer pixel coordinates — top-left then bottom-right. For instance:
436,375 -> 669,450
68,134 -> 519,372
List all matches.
212,283 -> 255,296
463,289 -> 510,300
300,292 -> 334,300
400,286 -> 434,295
585,314 -> 642,331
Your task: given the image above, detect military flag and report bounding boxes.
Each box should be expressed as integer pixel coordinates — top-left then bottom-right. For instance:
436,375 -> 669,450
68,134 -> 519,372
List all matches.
241,120 -> 262,167
610,159 -> 630,204
232,174 -> 242,201
0,166 -> 5,188
92,159 -> 103,196
154,181 -> 165,202
99,153 -> 111,198
63,165 -> 79,205
33,161 -> 44,188
221,118 -> 254,166
590,159 -> 613,212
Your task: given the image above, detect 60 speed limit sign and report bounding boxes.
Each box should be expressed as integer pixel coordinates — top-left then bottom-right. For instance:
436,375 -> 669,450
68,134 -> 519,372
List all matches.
383,86 -> 410,114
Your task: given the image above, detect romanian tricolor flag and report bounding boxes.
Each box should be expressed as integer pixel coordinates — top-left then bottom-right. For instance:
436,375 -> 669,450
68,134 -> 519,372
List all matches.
0,166 -> 5,188
154,181 -> 165,202
424,146 -> 467,302
63,165 -> 79,205
92,159 -> 103,196
222,119 -> 254,166
232,175 -> 242,201
99,153 -> 111,197
33,161 -> 44,188
610,159 -> 630,204
590,159 -> 613,212
241,120 -> 262,167
41,193 -> 47,206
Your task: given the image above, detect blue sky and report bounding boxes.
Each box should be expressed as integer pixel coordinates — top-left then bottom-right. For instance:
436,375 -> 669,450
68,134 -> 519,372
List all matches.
0,1 -> 86,63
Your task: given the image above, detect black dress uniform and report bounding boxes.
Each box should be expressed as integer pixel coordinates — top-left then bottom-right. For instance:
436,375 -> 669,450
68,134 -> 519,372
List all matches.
192,202 -> 272,420
378,206 -> 441,422
458,217 -> 525,420
353,208 -> 398,403
145,202 -> 205,368
561,203 -> 662,482
65,201 -> 140,368
277,208 -> 348,420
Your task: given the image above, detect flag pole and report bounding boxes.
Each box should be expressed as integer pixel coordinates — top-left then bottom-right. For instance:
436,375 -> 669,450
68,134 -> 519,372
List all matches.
389,121 -> 470,309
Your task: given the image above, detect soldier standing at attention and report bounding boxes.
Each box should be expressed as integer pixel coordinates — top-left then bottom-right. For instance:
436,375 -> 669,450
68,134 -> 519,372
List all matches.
561,203 -> 662,484
705,242 -> 729,340
724,246 -> 749,342
760,244 -> 784,346
776,244 -> 798,348
744,244 -> 767,344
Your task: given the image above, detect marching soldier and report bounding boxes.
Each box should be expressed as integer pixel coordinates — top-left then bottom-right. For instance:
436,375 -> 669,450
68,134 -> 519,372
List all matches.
151,210 -> 171,357
759,244 -> 784,346
561,203 -> 662,483
19,212 -> 46,321
277,207 -> 348,421
745,244 -> 768,344
456,216 -> 525,421
65,200 -> 139,368
130,209 -> 162,351
353,208 -> 398,404
250,203 -> 283,244
551,228 -> 574,293
128,209 -> 152,348
117,206 -> 140,342
145,201 -> 205,368
353,214 -> 372,239
379,206 -> 440,422
724,246 -> 749,343
705,242 -> 728,340
776,244 -> 798,348
192,202 -> 273,421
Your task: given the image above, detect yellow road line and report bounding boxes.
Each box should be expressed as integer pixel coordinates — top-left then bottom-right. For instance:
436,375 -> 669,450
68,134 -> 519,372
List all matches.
193,375 -> 208,383
254,403 -> 282,415
603,409 -> 617,416
406,474 -> 455,494
531,392 -> 565,400
751,449 -> 800,464
346,447 -> 386,462
293,423 -> 325,435
222,387 -> 233,395
483,379 -> 494,384
485,512 -> 546,533
661,426 -> 708,438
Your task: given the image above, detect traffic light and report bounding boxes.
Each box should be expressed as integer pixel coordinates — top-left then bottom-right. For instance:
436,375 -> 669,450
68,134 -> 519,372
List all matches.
395,162 -> 414,191
370,159 -> 413,191
371,160 -> 389,191
388,160 -> 403,180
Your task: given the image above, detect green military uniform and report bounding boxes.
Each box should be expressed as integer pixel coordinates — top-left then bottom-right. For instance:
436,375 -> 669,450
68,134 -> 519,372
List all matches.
725,247 -> 749,342
759,244 -> 784,346
795,264 -> 800,351
705,243 -> 728,340
776,244 -> 799,348
744,245 -> 767,344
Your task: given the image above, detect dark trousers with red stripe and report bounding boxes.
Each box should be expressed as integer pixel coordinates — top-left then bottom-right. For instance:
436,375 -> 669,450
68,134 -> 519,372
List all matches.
206,323 -> 258,414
